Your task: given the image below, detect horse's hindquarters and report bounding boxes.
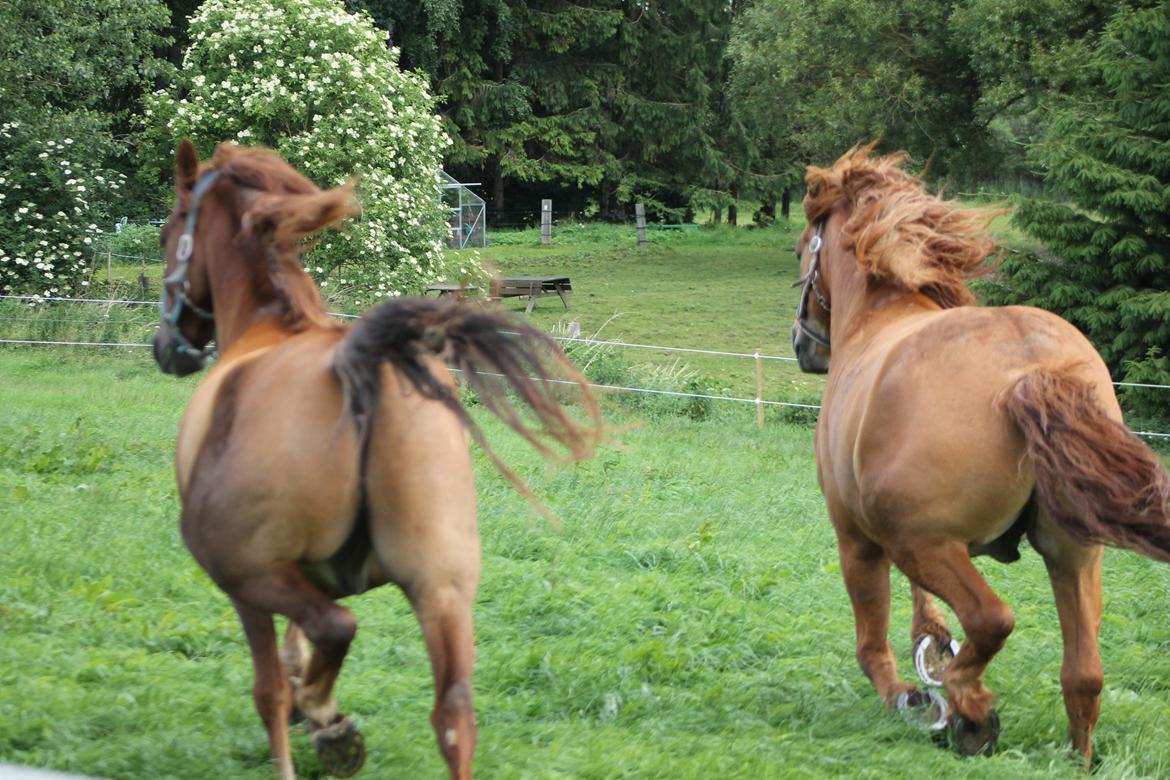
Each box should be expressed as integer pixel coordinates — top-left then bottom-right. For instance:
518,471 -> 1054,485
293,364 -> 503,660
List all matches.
363,359 -> 481,596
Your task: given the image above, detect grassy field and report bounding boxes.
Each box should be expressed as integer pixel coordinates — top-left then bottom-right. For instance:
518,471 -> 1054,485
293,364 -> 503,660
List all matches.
2,348 -> 1170,780
9,222 -> 819,408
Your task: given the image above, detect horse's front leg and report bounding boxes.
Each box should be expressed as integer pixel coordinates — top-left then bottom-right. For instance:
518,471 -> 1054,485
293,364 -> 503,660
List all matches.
893,542 -> 1015,755
833,522 -> 915,705
232,562 -> 365,778
232,599 -> 296,780
279,621 -> 310,723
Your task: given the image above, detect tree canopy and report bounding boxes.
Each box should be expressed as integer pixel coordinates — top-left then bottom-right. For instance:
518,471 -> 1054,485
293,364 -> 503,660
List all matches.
988,1 -> 1170,413
0,0 -> 171,297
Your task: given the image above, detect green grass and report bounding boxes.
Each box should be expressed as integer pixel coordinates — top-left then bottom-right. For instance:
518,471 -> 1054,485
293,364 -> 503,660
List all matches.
2,349 -> 1170,779
461,221 -> 821,402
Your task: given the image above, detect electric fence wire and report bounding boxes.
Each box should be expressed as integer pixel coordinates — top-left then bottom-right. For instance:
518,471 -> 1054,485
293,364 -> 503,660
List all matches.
2,295 -> 1169,438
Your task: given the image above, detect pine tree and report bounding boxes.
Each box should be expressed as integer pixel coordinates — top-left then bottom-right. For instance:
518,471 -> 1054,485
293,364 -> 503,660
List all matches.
605,0 -> 733,222
992,2 -> 1170,415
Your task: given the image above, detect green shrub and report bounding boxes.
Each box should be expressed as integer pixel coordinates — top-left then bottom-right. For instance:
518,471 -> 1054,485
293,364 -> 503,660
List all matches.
0,118 -> 127,298
141,0 -> 481,304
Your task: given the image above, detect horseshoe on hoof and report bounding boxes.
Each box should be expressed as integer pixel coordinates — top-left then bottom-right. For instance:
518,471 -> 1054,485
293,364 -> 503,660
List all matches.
912,634 -> 961,687
311,716 -> 367,777
949,708 -> 1001,757
895,688 -> 949,732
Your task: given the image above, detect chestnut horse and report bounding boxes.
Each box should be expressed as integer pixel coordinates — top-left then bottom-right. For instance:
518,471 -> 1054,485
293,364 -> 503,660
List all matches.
790,146 -> 1170,763
152,140 -> 601,779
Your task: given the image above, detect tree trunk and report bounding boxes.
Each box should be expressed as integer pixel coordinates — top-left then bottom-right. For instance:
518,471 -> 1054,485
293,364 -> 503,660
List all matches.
781,188 -> 791,219
713,206 -> 722,225
492,157 -> 505,212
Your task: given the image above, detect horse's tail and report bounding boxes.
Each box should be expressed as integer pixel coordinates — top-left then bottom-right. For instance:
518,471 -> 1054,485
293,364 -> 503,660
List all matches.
334,296 -> 603,514
1000,366 -> 1170,563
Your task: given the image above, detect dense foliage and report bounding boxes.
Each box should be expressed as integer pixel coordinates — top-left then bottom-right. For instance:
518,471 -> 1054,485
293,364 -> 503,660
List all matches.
0,0 -> 171,297
350,0 -> 735,222
141,0 -> 470,302
989,2 -> 1170,414
725,0 -> 1118,186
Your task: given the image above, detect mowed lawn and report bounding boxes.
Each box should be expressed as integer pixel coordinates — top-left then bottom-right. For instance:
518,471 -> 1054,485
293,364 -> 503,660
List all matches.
462,223 -> 821,402
2,349 -> 1170,780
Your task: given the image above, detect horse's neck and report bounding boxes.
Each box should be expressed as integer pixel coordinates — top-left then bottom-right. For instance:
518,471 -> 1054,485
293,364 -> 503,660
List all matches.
208,253 -> 294,351
829,260 -> 936,347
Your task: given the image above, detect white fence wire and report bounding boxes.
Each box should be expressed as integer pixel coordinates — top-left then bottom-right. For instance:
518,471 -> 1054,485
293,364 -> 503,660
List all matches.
2,294 -> 1169,438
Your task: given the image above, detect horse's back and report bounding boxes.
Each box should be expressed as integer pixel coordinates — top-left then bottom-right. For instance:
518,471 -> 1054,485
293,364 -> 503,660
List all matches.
828,304 -> 1116,544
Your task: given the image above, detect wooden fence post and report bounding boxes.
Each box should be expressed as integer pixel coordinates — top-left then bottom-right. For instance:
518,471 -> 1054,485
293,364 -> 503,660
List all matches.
635,203 -> 646,244
541,199 -> 552,245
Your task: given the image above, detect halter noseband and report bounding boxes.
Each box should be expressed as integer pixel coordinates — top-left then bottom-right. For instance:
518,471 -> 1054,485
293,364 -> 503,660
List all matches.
160,169 -> 221,359
793,221 -> 831,348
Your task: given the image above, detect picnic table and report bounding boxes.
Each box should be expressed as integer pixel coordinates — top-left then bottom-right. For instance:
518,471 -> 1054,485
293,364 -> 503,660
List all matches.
490,276 -> 572,314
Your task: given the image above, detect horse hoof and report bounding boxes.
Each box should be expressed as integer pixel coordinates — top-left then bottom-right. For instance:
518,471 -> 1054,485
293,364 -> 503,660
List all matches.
311,716 -> 366,777
913,634 -> 960,687
949,708 -> 1000,757
895,689 -> 949,732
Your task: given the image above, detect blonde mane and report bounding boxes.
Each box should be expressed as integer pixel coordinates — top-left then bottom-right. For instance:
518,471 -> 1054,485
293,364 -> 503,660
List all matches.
803,144 -> 999,309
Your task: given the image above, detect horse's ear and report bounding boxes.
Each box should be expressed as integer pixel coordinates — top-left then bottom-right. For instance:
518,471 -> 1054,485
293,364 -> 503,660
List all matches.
175,139 -> 199,190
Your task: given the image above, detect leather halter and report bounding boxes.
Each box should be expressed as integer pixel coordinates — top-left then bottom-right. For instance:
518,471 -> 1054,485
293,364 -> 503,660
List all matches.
793,221 -> 831,348
159,170 -> 220,359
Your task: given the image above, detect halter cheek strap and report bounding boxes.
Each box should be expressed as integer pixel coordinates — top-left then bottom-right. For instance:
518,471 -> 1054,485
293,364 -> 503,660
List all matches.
793,221 -> 832,348
160,170 -> 221,358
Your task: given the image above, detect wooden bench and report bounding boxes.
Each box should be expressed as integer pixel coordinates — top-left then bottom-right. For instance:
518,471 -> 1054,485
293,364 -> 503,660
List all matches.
490,276 -> 571,314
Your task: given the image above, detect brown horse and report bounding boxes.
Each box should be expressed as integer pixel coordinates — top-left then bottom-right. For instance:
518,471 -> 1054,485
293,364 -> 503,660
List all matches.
152,139 -> 602,779
790,145 -> 1170,764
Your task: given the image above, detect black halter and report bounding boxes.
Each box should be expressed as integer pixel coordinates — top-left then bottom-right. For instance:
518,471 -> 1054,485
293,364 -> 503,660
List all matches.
159,170 -> 220,359
793,221 -> 831,348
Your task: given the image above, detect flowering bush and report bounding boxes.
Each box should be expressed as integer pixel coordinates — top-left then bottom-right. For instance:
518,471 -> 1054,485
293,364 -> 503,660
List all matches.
0,116 -> 129,298
142,0 -> 478,303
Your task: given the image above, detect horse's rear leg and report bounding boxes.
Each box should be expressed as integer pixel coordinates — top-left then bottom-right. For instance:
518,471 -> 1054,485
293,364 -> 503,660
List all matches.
412,582 -> 477,780
834,527 -> 913,704
910,586 -> 958,687
232,600 -> 295,780
232,563 -> 365,777
1033,528 -> 1104,767
893,543 -> 1015,754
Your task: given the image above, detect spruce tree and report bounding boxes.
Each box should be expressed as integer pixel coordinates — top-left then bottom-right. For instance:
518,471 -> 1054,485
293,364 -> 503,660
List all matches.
993,2 -> 1170,415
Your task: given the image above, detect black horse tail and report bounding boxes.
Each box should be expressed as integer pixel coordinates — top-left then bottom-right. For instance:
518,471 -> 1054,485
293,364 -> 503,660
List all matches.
333,296 -> 603,514
1000,366 -> 1170,563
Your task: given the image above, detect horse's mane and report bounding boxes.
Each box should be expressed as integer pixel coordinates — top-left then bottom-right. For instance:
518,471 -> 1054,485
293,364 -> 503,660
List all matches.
803,144 -> 999,309
206,143 -> 358,330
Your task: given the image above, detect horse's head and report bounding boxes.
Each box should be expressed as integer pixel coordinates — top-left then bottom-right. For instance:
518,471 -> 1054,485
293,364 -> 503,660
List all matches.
154,139 -> 220,376
790,144 -> 1002,375
791,218 -> 832,374
153,140 -> 358,376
